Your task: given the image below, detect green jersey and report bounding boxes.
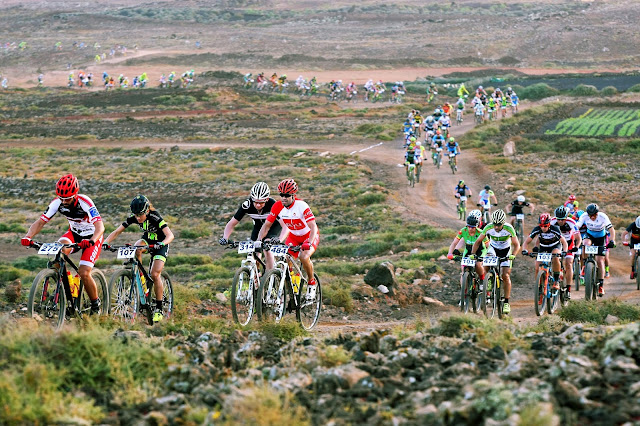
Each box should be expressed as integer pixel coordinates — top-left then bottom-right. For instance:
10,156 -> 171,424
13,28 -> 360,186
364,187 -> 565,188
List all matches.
456,227 -> 486,256
480,223 -> 516,250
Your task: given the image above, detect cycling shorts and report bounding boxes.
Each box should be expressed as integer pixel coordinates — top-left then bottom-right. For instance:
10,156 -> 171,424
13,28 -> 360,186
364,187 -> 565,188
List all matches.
585,233 -> 606,249
286,232 -> 319,259
61,228 -> 103,267
148,244 -> 170,263
539,242 -> 562,254
487,246 -> 512,268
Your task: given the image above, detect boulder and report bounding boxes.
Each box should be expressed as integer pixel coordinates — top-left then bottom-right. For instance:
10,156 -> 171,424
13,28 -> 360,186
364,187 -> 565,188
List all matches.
364,262 -> 397,295
503,140 -> 516,157
4,279 -> 21,302
422,297 -> 444,306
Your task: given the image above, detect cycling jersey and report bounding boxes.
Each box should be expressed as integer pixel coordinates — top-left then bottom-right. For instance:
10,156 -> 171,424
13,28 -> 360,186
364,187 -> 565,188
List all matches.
267,198 -> 315,237
481,223 -> 516,250
550,217 -> 579,251
456,227 -> 486,256
478,190 -> 494,203
456,100 -> 465,110
575,212 -> 612,238
455,185 -> 470,197
446,142 -> 459,154
626,222 -> 640,240
528,224 -> 563,248
41,195 -> 101,237
432,135 -> 445,147
405,150 -> 416,164
563,201 -> 579,214
509,200 -> 530,215
122,210 -> 168,244
233,198 -> 282,241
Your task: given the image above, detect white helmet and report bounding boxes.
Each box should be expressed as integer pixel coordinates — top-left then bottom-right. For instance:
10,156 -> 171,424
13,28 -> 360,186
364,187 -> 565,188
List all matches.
250,182 -> 270,201
636,216 -> 640,228
478,85 -> 483,89
517,195 -> 525,203
469,209 -> 482,220
416,141 -> 421,146
491,209 -> 507,225
427,116 -> 434,122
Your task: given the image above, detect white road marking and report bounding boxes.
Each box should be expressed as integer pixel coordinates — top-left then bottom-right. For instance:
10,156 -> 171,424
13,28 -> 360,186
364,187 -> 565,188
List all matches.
350,142 -> 384,155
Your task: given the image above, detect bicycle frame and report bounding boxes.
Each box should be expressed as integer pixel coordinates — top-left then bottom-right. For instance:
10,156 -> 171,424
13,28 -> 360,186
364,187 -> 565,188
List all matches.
33,242 -> 83,316
529,252 -> 563,315
582,245 -> 605,300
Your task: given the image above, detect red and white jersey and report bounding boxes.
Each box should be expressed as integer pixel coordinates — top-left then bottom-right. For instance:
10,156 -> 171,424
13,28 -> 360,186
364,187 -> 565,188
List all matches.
550,216 -> 579,241
40,194 -> 102,237
266,198 -> 315,237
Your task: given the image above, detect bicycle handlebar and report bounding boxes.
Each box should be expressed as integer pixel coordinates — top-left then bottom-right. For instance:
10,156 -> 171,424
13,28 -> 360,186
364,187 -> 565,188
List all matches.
525,252 -> 564,258
103,244 -> 149,252
30,241 -> 78,249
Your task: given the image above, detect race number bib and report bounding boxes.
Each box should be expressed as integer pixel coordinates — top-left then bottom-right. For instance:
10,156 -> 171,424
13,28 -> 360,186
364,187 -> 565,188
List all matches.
38,243 -> 62,255
237,241 -> 254,254
483,256 -> 499,267
516,214 -> 524,220
117,247 -> 136,259
536,253 -> 553,262
634,244 -> 640,250
461,257 -> 476,267
585,246 -> 599,255
459,196 -> 467,202
575,247 -> 582,255
270,245 -> 289,257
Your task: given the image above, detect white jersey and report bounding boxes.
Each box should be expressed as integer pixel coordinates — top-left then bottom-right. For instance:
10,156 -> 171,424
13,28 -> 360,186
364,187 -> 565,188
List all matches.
575,212 -> 612,238
40,194 -> 102,237
266,198 -> 316,237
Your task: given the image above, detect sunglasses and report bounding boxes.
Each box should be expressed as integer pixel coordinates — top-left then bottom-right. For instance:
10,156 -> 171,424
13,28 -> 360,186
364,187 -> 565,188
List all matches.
467,225 -> 476,229
279,193 -> 294,198
253,199 -> 268,204
134,211 -> 148,218
58,196 -> 75,202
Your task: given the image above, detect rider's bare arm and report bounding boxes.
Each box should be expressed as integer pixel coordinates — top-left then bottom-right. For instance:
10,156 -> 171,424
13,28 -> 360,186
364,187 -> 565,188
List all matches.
222,217 -> 240,240
24,218 -> 46,239
104,224 -> 126,245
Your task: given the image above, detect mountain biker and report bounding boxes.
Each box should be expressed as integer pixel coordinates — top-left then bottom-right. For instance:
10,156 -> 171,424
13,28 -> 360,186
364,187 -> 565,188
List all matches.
563,194 -> 580,216
510,92 -> 519,113
477,185 -> 497,219
469,209 -> 485,229
446,137 -> 460,169
575,203 -> 616,297
404,144 -> 418,179
507,195 -> 535,227
219,182 -> 285,270
456,97 -> 465,121
431,129 -> 446,165
457,83 -> 469,98
447,214 -> 487,288
424,115 -> 436,134
522,213 -> 568,291
551,205 -> 582,297
256,179 -> 319,300
471,209 -> 520,314
473,99 -> 486,122
622,216 -> 640,279
475,85 -> 487,97
21,174 -> 105,315
487,96 -> 497,120
103,195 -> 174,323
454,180 -> 472,212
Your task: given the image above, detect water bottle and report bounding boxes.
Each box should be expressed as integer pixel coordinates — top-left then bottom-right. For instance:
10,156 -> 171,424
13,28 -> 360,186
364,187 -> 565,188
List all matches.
68,271 -> 80,297
290,270 -> 301,294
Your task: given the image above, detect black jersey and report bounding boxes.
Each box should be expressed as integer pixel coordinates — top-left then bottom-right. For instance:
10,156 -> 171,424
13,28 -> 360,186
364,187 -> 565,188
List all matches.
122,210 -> 168,243
528,224 -> 563,248
510,200 -> 530,214
454,185 -> 470,196
627,222 -> 640,240
233,198 -> 282,240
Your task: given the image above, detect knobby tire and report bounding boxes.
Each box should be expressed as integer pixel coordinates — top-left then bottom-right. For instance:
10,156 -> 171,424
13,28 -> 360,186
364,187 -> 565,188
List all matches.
28,269 -> 65,329
534,270 -> 547,317
231,266 -> 254,326
108,269 -> 138,323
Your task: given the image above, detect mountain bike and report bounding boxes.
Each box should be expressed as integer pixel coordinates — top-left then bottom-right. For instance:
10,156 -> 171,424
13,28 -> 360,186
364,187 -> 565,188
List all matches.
456,109 -> 463,125
27,241 -> 109,329
258,244 -> 322,330
511,102 -> 519,115
480,255 -> 514,319
583,245 -> 605,301
527,252 -> 565,316
623,242 -> 640,290
573,247 -> 582,291
448,153 -> 457,174
225,240 -> 266,326
513,213 -> 530,246
477,202 -> 496,226
104,245 -> 174,325
475,110 -> 484,124
433,147 -> 443,168
455,255 -> 482,314
456,195 -> 467,220
414,157 -> 423,183
406,162 -> 416,187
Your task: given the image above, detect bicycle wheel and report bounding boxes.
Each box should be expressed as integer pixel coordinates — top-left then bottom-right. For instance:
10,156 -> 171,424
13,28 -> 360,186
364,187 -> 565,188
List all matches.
460,272 -> 471,313
485,271 -> 498,318
636,255 -> 640,290
548,278 -> 559,315
496,275 -> 505,319
516,220 -> 523,246
415,164 -> 421,183
408,168 -> 415,187
436,154 -> 441,169
28,269 -> 65,328
156,271 -> 174,320
78,269 -> 109,318
534,270 -> 547,316
108,269 -> 138,323
459,200 -> 466,220
450,159 -> 456,174
573,256 -> 581,291
231,266 -> 254,326
584,262 -> 596,301
258,269 -> 285,322
559,278 -> 569,308
297,273 -> 322,330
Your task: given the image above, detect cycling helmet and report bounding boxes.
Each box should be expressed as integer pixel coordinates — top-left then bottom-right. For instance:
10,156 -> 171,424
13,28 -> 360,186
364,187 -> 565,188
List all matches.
277,178 -> 298,195
250,181 -> 270,201
416,141 -> 421,146
517,195 -> 526,203
56,174 -> 79,198
130,195 -> 150,215
478,85 -> 483,89
458,180 -> 465,186
586,203 -> 599,216
575,210 -> 585,219
539,213 -> 551,225
554,206 -> 569,220
484,185 -> 491,190
469,209 -> 482,220
449,137 -> 455,142
491,209 -> 506,225
410,136 -> 417,142
635,216 -> 640,228
427,115 -> 434,121
568,194 -> 576,201
436,129 -> 442,135
508,87 -> 512,91
467,215 -> 479,227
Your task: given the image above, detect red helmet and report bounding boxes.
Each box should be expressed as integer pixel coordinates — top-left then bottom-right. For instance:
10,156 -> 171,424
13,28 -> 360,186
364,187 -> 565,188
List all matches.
277,178 -> 298,195
56,174 -> 79,198
568,194 -> 576,201
539,213 -> 551,226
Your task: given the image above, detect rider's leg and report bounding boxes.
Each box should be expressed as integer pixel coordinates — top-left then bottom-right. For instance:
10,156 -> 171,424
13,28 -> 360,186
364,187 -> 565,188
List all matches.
299,248 -> 315,282
150,258 -> 166,308
502,267 -> 512,300
564,256 -> 574,286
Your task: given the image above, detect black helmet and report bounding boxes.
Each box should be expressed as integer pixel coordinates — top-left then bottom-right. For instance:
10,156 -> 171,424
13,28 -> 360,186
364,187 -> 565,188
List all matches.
484,185 -> 491,190
554,206 -> 569,220
130,195 -> 150,215
586,203 -> 599,216
466,215 -> 479,227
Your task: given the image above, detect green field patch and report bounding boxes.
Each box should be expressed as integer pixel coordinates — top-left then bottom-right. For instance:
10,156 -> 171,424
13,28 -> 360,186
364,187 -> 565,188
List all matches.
545,108 -> 640,137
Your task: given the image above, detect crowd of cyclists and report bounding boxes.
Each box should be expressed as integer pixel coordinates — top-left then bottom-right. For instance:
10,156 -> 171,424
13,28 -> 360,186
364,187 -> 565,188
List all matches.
63,69 -> 196,90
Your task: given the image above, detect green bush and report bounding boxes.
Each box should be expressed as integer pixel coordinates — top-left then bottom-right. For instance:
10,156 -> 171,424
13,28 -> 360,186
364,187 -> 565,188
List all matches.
256,318 -> 307,341
600,86 -> 618,96
518,83 -> 559,101
570,84 -> 599,97
355,192 -> 385,206
0,223 -> 27,233
12,256 -> 48,271
559,299 -> 640,324
322,281 -> 354,312
154,95 -> 197,106
627,84 -> 640,93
